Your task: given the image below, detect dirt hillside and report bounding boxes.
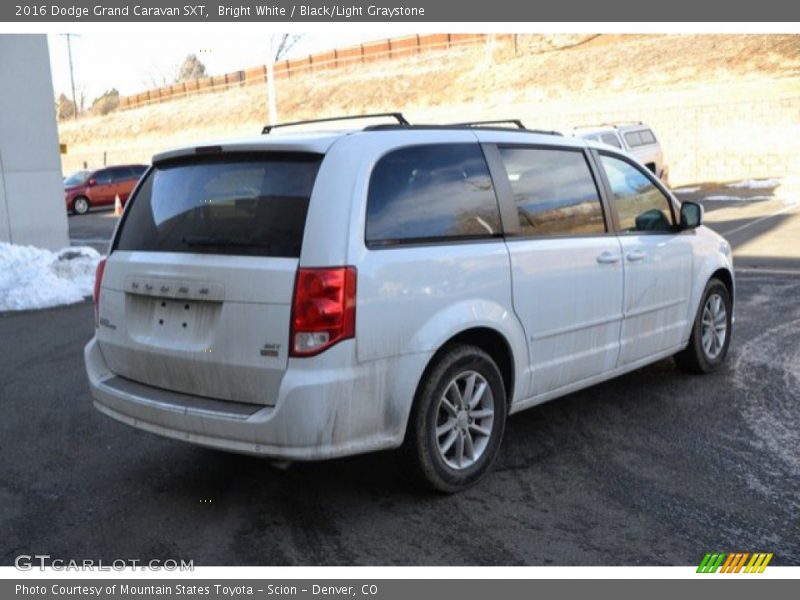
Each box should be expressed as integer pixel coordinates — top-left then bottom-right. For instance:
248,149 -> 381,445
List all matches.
58,34 -> 800,184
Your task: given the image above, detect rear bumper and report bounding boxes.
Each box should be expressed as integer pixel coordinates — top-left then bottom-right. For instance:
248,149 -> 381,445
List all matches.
85,337 -> 411,460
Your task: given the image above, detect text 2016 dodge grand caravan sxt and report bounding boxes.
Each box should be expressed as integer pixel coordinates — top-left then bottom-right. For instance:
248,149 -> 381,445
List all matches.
85,114 -> 734,492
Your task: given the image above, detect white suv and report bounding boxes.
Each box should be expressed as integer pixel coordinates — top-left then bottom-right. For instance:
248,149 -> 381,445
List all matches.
85,114 -> 733,492
574,122 -> 669,185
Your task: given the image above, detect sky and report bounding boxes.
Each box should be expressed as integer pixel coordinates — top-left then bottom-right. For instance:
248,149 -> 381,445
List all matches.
47,32 -> 403,103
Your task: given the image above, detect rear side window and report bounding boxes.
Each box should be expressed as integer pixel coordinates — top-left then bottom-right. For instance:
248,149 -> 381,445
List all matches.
600,133 -> 622,149
109,167 -> 133,181
624,131 -> 642,147
640,129 -> 656,144
624,129 -> 656,148
366,144 -> 501,245
94,170 -> 112,185
115,153 -> 322,257
498,147 -> 606,236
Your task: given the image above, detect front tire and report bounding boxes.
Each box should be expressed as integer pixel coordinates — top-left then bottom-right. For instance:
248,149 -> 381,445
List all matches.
402,344 -> 507,493
72,196 -> 90,215
675,278 -> 732,373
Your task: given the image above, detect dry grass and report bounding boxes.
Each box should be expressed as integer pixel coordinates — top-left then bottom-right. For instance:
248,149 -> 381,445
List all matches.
59,34 -> 800,173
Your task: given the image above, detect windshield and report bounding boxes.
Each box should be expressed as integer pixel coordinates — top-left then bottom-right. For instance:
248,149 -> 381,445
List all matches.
64,171 -> 90,186
115,153 -> 323,258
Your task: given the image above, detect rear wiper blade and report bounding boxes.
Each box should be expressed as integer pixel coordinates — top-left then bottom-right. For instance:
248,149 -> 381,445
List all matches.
181,235 -> 272,248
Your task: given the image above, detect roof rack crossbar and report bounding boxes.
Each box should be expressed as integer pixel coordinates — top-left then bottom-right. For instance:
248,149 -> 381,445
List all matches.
262,112 -> 409,134
450,119 -> 526,129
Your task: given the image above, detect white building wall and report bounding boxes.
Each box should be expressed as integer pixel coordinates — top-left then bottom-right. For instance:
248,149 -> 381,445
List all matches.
0,34 -> 69,250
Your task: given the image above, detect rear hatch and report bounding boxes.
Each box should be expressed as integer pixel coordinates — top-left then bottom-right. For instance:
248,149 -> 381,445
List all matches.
96,151 -> 323,406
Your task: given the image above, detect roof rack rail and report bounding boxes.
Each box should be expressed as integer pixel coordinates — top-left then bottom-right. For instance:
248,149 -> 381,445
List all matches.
530,129 -> 562,136
362,123 -> 563,136
573,121 -> 644,130
451,119 -> 526,129
262,112 -> 409,134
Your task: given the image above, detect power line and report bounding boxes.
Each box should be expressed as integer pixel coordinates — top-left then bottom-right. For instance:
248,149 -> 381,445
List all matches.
60,33 -> 79,120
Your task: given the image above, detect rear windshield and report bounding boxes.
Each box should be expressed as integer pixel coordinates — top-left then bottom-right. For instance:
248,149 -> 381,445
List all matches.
115,153 -> 322,258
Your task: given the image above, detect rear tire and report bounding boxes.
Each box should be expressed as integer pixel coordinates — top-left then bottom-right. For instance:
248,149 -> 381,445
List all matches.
675,278 -> 732,374
402,344 -> 507,493
72,196 -> 90,215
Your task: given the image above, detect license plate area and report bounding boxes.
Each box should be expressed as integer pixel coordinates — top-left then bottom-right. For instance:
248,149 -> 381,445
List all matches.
125,294 -> 221,350
154,298 -> 200,337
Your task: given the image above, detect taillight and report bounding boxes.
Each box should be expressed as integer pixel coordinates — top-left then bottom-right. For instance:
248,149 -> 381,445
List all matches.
93,258 -> 106,328
290,266 -> 356,357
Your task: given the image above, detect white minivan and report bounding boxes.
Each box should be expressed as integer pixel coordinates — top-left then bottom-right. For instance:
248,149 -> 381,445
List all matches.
85,114 -> 734,492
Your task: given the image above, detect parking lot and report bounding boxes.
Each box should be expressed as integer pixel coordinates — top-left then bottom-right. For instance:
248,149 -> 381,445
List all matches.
1,184 -> 798,566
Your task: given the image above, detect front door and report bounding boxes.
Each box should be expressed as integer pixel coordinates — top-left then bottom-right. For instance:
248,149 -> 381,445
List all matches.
89,169 -> 114,206
597,152 -> 693,366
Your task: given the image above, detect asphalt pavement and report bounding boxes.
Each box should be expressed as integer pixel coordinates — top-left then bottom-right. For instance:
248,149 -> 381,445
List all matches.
67,209 -> 118,254
0,187 -> 796,566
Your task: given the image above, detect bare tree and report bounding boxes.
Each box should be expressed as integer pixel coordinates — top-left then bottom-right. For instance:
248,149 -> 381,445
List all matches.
74,83 -> 87,113
91,88 -> 120,116
176,54 -> 207,82
266,34 -> 303,125
272,34 -> 302,62
56,93 -> 76,120
142,61 -> 175,90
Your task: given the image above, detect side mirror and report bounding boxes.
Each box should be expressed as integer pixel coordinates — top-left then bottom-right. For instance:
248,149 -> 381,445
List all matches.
87,177 -> 97,187
680,201 -> 703,230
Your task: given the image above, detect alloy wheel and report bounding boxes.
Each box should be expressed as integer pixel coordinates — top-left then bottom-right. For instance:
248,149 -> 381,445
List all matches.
701,293 -> 727,359
434,370 -> 495,470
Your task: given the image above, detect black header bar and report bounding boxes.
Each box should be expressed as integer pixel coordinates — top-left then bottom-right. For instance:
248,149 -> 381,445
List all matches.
3,0 -> 800,22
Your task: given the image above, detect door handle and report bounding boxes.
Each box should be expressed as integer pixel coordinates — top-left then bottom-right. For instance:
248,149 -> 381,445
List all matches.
626,250 -> 647,262
596,251 -> 621,264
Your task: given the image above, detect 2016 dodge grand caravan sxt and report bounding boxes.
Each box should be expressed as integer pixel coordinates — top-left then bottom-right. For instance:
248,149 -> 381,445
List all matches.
85,114 -> 734,492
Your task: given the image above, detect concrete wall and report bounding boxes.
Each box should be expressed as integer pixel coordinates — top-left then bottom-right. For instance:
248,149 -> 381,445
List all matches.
0,34 -> 69,250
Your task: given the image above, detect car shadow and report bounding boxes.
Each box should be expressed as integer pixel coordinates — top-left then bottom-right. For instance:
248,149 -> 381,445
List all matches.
123,353 -> 717,503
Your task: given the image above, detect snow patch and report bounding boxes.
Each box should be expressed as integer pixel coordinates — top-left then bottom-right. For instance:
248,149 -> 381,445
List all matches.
726,178 -> 782,189
0,242 -> 101,312
673,186 -> 701,193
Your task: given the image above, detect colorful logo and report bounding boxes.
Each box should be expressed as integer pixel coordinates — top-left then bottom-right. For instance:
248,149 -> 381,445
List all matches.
697,552 -> 773,573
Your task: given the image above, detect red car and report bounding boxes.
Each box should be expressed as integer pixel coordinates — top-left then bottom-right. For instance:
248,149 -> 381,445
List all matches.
64,164 -> 148,215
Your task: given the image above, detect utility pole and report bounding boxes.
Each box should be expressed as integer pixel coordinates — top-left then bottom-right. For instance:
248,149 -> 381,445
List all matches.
62,33 -> 79,120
